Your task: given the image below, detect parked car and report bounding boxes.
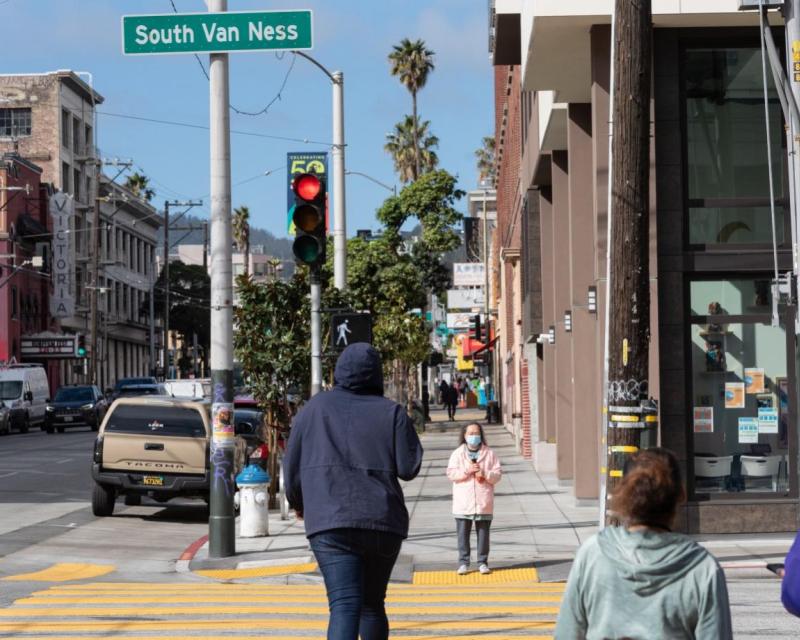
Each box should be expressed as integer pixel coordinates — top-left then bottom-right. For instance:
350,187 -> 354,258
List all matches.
234,408 -> 269,472
111,377 -> 158,400
45,385 -> 108,433
91,397 -> 210,516
0,364 -> 50,433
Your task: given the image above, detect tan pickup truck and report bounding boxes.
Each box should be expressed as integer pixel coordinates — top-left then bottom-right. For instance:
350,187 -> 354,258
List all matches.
90,396 -> 211,516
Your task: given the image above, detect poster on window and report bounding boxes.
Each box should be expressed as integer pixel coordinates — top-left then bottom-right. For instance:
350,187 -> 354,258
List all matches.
758,407 -> 779,434
738,417 -> 759,444
725,382 -> 745,409
744,368 -> 765,394
693,407 -> 714,433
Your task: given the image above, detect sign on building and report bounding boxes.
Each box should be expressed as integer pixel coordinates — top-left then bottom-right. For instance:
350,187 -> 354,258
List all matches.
122,10 -> 313,55
49,193 -> 74,319
453,262 -> 485,287
330,313 -> 372,351
21,332 -> 77,358
447,312 -> 485,330
287,152 -> 328,235
446,287 -> 485,310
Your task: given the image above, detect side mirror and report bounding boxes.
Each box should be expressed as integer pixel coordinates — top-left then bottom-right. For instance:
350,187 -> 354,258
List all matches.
24,391 -> 33,402
235,421 -> 254,436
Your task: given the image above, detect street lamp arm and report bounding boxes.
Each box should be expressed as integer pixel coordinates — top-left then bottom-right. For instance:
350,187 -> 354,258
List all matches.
346,171 -> 397,196
292,51 -> 336,83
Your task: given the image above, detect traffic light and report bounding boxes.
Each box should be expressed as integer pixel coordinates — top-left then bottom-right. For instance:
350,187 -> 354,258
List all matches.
75,334 -> 87,358
470,314 -> 482,343
291,172 -> 326,267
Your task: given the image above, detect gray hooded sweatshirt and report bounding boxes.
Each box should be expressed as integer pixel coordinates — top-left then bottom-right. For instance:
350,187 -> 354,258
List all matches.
555,526 -> 732,640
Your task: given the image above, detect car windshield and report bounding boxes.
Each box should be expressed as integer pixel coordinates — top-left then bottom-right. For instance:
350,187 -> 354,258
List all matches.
115,377 -> 157,390
105,404 -> 207,437
55,387 -> 93,403
0,381 -> 22,400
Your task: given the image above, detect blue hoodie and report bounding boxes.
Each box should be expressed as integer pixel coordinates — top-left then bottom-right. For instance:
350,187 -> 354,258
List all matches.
283,343 -> 424,538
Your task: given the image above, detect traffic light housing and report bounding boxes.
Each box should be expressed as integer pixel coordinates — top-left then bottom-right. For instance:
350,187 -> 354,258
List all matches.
75,334 -> 87,358
291,172 -> 326,268
470,314 -> 482,343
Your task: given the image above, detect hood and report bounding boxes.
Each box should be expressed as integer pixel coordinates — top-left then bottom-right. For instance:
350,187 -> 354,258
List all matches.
334,343 -> 383,395
596,526 -> 709,596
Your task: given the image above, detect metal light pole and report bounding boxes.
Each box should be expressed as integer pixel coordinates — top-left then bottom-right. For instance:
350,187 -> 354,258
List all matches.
208,0 -> 235,559
345,170 -> 397,197
293,52 -> 348,291
482,190 -> 493,413
311,273 -> 323,396
163,200 -> 170,378
149,269 -> 156,377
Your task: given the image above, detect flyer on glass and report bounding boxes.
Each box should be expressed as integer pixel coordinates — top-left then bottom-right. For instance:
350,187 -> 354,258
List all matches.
738,417 -> 759,444
725,382 -> 745,409
744,368 -> 765,394
693,407 -> 714,433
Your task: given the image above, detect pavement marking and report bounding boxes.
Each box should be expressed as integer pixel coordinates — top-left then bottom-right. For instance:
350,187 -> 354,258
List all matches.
3,579 -> 562,638
195,560 -> 318,579
413,567 -> 539,584
1,563 -> 115,582
0,472 -> 18,478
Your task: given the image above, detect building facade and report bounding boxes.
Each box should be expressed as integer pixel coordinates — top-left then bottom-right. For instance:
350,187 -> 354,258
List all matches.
0,71 -> 161,390
492,1 -> 798,531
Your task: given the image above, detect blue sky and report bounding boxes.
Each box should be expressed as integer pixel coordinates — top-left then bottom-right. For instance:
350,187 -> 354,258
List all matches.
3,0 -> 493,238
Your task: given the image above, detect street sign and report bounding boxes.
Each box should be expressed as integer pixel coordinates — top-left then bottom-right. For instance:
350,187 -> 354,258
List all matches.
330,313 -> 372,351
122,10 -> 313,55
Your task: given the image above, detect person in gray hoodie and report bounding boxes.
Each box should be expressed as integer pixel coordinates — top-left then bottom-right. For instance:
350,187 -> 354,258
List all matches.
555,448 -> 732,640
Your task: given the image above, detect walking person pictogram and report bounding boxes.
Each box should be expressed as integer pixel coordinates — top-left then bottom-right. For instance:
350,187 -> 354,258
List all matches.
336,319 -> 352,346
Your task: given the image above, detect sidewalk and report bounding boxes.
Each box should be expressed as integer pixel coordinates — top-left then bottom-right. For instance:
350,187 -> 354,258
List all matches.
185,414 -> 795,582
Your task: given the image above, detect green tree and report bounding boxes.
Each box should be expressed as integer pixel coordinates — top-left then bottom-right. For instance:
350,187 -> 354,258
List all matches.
384,116 -> 439,184
475,136 -> 496,183
124,172 -> 155,202
388,38 -> 435,181
232,205 -> 251,276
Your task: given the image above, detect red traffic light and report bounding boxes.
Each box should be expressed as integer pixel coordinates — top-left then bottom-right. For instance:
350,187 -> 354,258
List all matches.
292,173 -> 322,201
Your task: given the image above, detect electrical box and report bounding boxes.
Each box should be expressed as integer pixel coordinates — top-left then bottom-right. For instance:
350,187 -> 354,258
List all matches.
738,0 -> 783,10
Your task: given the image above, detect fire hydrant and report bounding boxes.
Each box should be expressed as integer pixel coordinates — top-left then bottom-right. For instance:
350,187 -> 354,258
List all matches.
235,464 -> 271,537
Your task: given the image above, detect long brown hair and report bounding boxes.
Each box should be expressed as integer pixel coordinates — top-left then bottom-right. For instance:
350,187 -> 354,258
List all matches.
611,448 -> 685,528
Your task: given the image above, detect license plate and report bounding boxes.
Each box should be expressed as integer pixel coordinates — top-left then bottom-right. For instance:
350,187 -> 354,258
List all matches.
142,476 -> 163,486
62,416 -> 73,422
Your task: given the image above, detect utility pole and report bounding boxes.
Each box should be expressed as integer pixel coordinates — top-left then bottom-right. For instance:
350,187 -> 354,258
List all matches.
203,221 -> 209,270
88,160 -> 101,385
603,0 -> 654,519
311,272 -> 322,395
208,0 -> 235,558
482,190 -> 493,416
332,71 -> 347,290
149,269 -> 156,377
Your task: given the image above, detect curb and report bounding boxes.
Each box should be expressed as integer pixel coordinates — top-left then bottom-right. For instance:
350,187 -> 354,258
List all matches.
175,534 -> 209,576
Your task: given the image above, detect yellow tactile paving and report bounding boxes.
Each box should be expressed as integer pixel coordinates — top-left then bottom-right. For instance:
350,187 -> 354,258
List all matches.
1,578 -> 561,638
413,566 -> 539,585
195,561 -> 317,579
1,563 -> 115,582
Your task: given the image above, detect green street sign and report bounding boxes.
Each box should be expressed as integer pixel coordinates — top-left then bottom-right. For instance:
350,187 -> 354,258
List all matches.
122,10 -> 313,55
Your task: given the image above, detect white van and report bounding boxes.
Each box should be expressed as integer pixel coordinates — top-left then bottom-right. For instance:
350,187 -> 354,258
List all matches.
0,364 -> 50,433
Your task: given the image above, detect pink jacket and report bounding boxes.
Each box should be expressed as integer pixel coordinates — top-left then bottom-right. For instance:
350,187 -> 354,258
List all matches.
446,444 -> 502,516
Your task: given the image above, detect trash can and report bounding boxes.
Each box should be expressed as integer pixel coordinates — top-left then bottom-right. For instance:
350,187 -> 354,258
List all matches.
235,464 -> 271,537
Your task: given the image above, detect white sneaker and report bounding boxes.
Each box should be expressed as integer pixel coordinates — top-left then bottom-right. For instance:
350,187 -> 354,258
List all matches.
479,564 -> 491,575
457,564 -> 469,575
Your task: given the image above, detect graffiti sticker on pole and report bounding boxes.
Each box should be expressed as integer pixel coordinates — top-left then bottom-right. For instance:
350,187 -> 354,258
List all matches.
211,402 -> 235,448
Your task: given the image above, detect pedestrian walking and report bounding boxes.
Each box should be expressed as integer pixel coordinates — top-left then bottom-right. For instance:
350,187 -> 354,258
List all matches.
446,422 -> 502,575
439,378 -> 449,408
446,381 -> 459,420
555,448 -> 732,639
284,343 -> 424,640
781,529 -> 800,616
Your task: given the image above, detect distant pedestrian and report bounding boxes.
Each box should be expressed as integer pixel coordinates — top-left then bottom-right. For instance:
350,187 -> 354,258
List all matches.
445,382 -> 459,420
446,422 -> 502,575
555,448 -> 732,639
284,343 -> 424,640
439,378 -> 449,407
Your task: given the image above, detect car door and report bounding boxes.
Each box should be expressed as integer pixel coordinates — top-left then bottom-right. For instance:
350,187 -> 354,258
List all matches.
94,387 -> 108,419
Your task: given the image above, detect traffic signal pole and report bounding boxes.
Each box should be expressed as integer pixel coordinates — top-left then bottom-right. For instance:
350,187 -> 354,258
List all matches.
208,0 -> 235,559
311,272 -> 323,396
332,71 -> 347,291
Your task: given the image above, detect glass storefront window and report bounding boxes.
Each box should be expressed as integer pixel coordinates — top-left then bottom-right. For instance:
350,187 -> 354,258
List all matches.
685,47 -> 785,245
690,284 -> 790,494
690,279 -> 772,316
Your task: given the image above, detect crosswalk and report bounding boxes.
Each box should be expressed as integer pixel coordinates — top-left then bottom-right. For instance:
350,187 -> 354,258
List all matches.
0,575 -> 563,639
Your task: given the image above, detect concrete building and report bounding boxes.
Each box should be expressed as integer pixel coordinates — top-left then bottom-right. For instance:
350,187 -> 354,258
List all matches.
492,1 -> 797,532
0,71 -> 161,389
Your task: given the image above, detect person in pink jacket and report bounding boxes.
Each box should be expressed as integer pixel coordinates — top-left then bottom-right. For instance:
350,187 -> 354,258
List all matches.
446,422 -> 502,575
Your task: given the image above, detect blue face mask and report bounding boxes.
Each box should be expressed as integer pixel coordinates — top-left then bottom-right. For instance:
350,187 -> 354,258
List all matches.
466,435 -> 482,448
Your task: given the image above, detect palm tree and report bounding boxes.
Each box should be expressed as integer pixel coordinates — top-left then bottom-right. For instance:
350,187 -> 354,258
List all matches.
232,205 -> 251,276
475,136 -> 496,183
124,172 -> 155,202
384,116 -> 439,184
388,38 -> 435,181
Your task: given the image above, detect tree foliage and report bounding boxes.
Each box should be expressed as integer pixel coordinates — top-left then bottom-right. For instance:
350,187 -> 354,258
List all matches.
232,205 -> 251,275
124,172 -> 155,202
475,136 -> 496,183
384,116 -> 439,184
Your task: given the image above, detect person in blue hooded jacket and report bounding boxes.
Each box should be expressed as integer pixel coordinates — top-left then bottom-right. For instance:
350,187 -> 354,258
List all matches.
283,343 -> 423,640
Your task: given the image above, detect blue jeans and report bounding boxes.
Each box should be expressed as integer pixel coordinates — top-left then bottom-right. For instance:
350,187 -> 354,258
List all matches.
309,528 -> 403,640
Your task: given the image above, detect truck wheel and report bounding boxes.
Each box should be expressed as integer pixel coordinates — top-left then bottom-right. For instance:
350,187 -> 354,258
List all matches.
20,415 -> 29,434
56,425 -> 65,433
45,424 -> 54,434
92,483 -> 116,517
124,494 -> 141,506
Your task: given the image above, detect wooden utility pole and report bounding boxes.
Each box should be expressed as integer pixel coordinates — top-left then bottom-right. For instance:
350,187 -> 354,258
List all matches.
604,0 -> 655,512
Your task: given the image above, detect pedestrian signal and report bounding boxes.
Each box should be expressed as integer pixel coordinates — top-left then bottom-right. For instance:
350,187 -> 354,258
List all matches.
291,173 -> 326,267
330,312 -> 372,351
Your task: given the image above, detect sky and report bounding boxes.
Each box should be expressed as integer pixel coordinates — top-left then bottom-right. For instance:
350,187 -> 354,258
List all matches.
2,0 -> 494,239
